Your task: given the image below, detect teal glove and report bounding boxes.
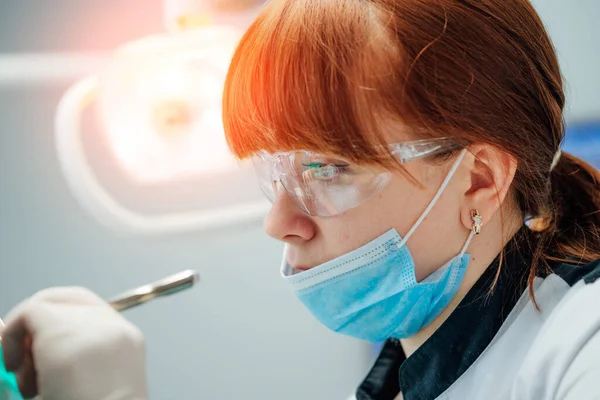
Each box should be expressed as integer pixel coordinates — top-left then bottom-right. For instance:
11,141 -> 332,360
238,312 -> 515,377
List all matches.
0,344 -> 22,400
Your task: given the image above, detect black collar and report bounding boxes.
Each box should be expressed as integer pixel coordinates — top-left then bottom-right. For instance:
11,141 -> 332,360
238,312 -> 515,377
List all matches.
357,232 -> 532,400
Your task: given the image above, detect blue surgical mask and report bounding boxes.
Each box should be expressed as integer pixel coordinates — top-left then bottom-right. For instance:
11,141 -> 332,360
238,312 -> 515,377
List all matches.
280,150 -> 474,342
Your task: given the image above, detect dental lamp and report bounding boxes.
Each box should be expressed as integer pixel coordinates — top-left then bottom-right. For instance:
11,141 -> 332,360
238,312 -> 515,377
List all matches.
55,0 -> 269,235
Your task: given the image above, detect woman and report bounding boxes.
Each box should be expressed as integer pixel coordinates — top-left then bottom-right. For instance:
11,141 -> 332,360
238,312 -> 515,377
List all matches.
2,1 -> 600,399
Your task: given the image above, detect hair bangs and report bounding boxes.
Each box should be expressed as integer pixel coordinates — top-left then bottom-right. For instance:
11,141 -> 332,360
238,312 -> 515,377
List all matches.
222,0 -> 404,167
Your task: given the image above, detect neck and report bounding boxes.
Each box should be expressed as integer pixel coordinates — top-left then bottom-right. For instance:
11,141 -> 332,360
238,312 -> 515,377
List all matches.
400,213 -> 522,357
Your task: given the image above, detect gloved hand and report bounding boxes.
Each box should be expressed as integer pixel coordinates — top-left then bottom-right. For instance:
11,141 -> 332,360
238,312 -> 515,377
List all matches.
0,287 -> 148,400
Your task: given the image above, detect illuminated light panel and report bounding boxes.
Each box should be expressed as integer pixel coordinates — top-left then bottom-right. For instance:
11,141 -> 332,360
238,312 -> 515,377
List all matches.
96,27 -> 242,183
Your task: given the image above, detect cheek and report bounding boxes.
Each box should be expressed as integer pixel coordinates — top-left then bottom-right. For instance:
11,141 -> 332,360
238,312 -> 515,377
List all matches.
316,205 -> 389,258
339,231 -> 351,243
327,191 -> 405,246
311,167 -> 443,260
375,183 -> 435,235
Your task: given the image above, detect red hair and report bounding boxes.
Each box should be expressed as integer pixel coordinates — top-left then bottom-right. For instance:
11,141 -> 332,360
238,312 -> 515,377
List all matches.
223,0 -> 600,298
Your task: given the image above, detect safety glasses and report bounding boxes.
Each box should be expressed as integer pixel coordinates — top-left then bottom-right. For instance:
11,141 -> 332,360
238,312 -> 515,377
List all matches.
252,137 -> 460,217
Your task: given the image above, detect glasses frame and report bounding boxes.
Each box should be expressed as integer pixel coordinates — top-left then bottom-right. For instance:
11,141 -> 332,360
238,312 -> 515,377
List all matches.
253,137 -> 461,216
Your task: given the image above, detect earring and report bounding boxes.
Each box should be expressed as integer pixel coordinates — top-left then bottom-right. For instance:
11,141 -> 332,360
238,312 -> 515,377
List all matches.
471,209 -> 483,235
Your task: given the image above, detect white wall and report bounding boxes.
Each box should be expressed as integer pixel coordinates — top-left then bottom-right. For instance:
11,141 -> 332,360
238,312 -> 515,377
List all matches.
531,0 -> 600,121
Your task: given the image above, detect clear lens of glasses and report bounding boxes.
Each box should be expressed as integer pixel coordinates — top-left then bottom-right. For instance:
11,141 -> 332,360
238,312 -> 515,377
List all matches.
252,151 -> 391,216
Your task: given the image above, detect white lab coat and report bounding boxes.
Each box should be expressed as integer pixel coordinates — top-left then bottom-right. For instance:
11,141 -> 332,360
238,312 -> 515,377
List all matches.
349,259 -> 600,400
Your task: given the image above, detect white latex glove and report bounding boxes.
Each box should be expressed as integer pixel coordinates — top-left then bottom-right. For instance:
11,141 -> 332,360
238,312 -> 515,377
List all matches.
0,287 -> 148,400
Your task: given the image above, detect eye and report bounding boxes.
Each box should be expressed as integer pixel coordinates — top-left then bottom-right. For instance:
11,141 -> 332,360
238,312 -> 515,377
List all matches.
302,162 -> 351,182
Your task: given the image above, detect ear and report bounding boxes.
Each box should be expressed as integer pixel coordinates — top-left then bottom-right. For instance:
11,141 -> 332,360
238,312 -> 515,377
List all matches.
459,144 -> 518,230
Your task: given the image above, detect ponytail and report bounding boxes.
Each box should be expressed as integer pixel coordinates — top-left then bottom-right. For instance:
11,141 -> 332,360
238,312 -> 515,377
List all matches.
547,152 -> 600,262
525,152 -> 600,299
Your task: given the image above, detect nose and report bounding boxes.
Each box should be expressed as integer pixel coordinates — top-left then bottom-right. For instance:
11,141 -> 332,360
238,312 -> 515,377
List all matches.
263,185 -> 316,244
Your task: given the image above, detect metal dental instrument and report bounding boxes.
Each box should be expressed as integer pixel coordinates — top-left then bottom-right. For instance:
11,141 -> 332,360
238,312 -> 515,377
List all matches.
0,270 -> 200,331
109,269 -> 200,312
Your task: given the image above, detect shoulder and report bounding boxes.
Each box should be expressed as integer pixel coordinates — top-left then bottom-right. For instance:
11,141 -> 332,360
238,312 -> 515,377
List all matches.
511,259 -> 600,399
546,259 -> 600,325
537,259 -> 600,350
551,258 -> 600,287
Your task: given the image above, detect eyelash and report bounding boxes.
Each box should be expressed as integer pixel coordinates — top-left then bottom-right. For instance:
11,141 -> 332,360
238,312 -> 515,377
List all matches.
303,162 -> 349,168
302,163 -> 351,181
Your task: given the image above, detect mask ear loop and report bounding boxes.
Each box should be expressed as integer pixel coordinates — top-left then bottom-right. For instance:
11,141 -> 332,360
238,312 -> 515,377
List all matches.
459,230 -> 476,258
397,149 -> 468,249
